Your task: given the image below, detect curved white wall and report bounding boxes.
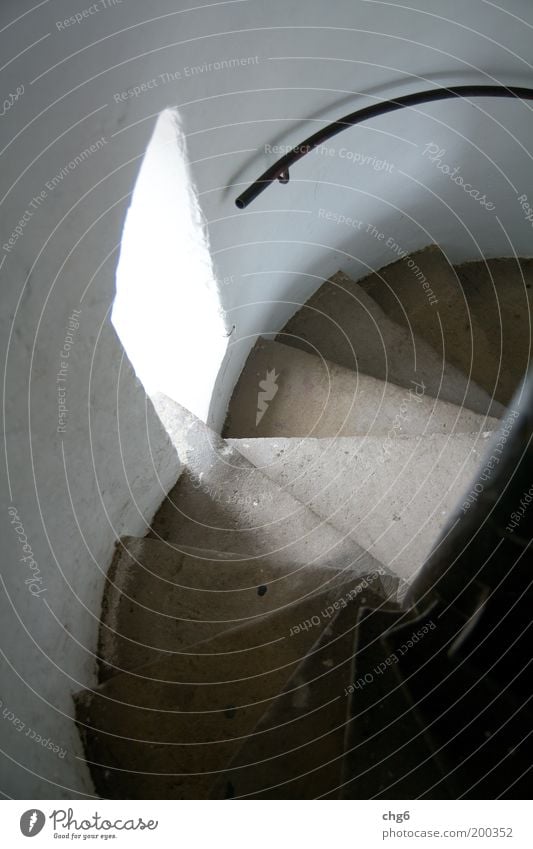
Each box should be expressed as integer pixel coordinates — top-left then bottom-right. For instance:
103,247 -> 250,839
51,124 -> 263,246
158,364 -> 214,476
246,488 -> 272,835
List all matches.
1,0 -> 532,797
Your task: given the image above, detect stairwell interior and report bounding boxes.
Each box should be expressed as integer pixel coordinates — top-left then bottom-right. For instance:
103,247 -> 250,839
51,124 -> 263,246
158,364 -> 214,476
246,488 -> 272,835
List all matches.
2,0 -> 533,803
76,245 -> 532,799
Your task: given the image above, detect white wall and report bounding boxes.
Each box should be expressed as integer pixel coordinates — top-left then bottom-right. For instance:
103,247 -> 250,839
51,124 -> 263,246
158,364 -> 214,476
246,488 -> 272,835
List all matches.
0,0 -> 189,798
1,0 -> 532,797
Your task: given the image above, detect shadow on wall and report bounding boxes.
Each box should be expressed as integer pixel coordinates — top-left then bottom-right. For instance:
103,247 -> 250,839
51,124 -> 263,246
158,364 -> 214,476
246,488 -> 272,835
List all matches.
111,108 -> 229,423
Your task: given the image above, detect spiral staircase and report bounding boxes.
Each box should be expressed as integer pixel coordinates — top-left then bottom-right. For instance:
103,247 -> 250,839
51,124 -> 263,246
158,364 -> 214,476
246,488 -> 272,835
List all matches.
74,245 -> 532,799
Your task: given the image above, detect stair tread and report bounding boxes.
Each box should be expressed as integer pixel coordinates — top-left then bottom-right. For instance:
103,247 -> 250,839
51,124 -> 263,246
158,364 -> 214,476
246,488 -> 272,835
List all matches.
229,431 -> 495,582
99,535 -> 385,681
455,257 -> 532,401
223,337 -> 500,439
211,587 -> 389,799
76,579 -> 384,799
357,245 -> 515,404
278,270 -> 503,417
149,395 -> 390,586
77,245 -> 532,801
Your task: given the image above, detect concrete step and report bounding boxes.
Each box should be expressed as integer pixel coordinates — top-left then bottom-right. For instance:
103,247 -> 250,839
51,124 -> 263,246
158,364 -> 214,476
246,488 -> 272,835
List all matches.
223,338 -> 499,439
149,394 -> 396,595
75,583 -> 381,799
357,245 -> 515,405
211,584 -> 393,799
455,257 -> 532,401
98,536 -> 382,681
279,270 -> 504,418
230,431 -> 494,582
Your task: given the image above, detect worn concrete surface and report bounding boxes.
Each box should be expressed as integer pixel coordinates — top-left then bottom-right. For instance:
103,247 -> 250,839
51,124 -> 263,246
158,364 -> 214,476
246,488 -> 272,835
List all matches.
85,247 -> 529,800
211,587 -> 390,799
224,338 -> 499,438
76,583 -> 381,799
230,431 -> 494,582
98,536 -> 381,680
455,257 -> 532,402
279,271 -> 504,418
358,246 -> 515,404
150,395 -> 393,592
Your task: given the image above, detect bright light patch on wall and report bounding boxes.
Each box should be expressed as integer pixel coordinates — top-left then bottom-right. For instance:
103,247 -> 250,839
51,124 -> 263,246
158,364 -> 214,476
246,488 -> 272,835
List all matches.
112,109 -> 228,422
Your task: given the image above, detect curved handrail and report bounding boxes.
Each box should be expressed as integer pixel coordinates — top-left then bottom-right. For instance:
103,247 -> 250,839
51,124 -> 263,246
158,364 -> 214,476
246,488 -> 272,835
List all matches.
235,85 -> 533,209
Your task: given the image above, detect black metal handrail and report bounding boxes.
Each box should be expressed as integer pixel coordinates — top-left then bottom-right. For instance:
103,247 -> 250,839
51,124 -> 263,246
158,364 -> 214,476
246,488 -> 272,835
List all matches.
235,85 -> 533,209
